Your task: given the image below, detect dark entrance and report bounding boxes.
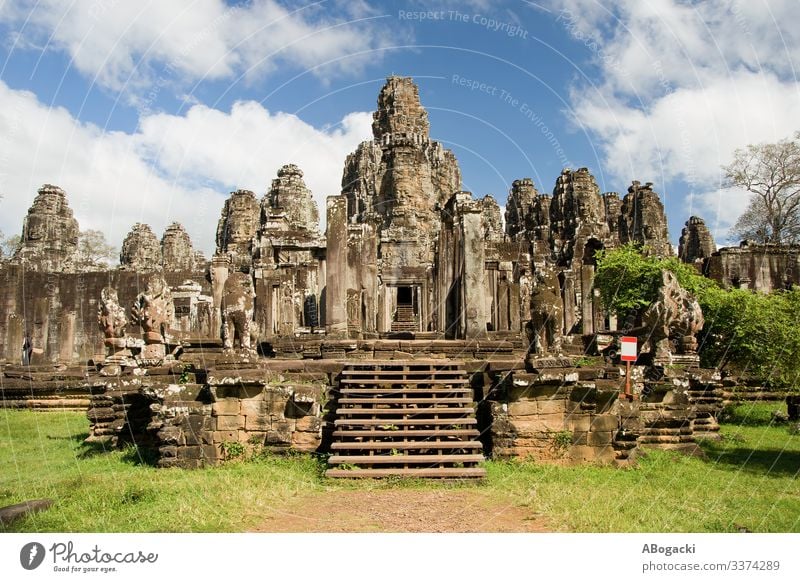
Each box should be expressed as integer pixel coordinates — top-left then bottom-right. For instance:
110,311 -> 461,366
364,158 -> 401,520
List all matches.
391,286 -> 418,333
397,286 -> 413,306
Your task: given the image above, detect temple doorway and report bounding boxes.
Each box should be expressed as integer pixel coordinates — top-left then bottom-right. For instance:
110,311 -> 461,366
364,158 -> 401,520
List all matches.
391,285 -> 419,332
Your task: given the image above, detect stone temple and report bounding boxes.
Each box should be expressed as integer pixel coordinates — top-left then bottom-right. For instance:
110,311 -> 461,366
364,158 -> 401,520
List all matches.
0,76 -> 793,476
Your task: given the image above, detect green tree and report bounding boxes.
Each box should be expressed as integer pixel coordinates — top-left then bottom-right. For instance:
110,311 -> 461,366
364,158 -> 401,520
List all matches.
593,243 -> 712,320
700,286 -> 800,387
595,244 -> 800,389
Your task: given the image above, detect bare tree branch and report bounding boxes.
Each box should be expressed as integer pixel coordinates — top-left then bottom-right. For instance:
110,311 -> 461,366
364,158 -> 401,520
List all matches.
725,132 -> 800,243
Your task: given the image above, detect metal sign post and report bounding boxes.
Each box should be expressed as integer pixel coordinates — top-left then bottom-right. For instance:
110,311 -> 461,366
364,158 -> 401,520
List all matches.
620,336 -> 637,401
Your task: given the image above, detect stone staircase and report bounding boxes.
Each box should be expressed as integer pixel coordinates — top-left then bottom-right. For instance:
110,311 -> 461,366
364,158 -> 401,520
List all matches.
326,360 -> 486,478
390,305 -> 418,332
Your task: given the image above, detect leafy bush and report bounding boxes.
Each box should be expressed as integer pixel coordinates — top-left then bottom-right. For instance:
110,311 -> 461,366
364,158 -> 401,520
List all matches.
700,285 -> 800,388
594,244 -> 800,390
594,244 -> 713,320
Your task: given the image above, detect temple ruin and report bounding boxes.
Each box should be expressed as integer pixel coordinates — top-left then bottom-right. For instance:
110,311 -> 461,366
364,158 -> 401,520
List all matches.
1,76 -> 784,477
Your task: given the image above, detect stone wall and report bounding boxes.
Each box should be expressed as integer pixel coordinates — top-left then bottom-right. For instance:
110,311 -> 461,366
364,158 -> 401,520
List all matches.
0,265 -> 210,365
486,358 -> 630,464
706,241 -> 800,293
86,361 -> 332,468
485,357 -> 723,465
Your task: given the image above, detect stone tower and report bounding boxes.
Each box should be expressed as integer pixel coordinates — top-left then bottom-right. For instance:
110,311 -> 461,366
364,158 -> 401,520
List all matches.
620,181 -> 672,255
341,76 -> 461,227
505,178 -> 538,240
329,76 -> 463,338
14,184 -> 79,272
263,164 -> 319,232
215,189 -> 260,267
550,168 -> 611,265
161,222 -> 198,271
679,216 -> 716,264
120,223 -> 162,271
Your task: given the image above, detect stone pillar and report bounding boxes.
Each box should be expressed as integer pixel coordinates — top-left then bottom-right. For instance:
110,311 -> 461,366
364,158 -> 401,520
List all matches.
6,314 -> 24,364
498,278 -> 510,332
462,209 -> 487,339
509,282 -> 521,332
563,272 -> 576,334
58,311 -> 77,363
358,223 -> 378,335
581,265 -> 595,335
210,255 -> 231,340
325,196 -> 348,336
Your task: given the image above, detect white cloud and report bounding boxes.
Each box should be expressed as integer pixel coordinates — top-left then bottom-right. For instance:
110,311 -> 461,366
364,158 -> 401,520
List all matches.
0,80 -> 372,256
546,0 -> 800,241
0,0 -> 394,94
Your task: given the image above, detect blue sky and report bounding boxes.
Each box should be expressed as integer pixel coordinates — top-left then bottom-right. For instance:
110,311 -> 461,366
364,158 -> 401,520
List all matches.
1,0 -> 799,256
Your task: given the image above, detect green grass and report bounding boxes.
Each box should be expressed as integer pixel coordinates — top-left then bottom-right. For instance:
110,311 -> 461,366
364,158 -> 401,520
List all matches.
1,403 -> 798,532
0,411 -> 326,532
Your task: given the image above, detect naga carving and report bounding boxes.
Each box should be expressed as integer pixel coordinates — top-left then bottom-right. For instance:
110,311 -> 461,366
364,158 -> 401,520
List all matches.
641,270 -> 704,360
131,275 -> 174,361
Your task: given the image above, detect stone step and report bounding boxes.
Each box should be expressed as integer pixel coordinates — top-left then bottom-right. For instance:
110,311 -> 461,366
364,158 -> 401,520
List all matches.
333,429 -> 480,438
324,467 -> 486,478
338,397 -> 473,405
335,417 -> 477,427
342,368 -> 466,375
329,454 -> 484,464
340,378 -> 470,385
338,388 -> 472,396
336,407 -> 473,416
331,440 -> 483,451
344,359 -> 465,367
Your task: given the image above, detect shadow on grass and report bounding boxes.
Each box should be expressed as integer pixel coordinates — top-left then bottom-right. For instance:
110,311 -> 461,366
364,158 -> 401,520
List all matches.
700,440 -> 800,477
60,432 -> 159,466
719,403 -> 787,427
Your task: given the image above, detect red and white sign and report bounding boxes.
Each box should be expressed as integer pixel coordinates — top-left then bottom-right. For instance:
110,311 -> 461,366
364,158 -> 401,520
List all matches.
620,336 -> 637,362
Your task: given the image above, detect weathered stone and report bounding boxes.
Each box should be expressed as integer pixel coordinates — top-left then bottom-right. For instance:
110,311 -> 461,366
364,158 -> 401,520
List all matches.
216,189 -> 260,264
514,415 -> 566,433
98,287 -> 128,351
157,425 -> 182,445
0,498 -> 53,527
215,415 -> 243,431
294,415 -> 321,432
620,180 -> 672,256
211,398 -> 241,416
679,216 -> 716,264
591,414 -> 619,432
161,222 -> 200,271
240,398 -> 265,417
264,164 -> 320,232
213,430 -> 238,443
120,223 -> 162,271
291,431 -> 320,450
640,270 -> 704,359
241,412 -> 268,430
13,184 -> 79,272
706,241 -> 800,293
221,271 -> 255,351
130,274 -> 174,350
567,415 -> 592,432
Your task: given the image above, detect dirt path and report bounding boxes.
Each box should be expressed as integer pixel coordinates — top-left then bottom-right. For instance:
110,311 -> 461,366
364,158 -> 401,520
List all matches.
252,489 -> 551,533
